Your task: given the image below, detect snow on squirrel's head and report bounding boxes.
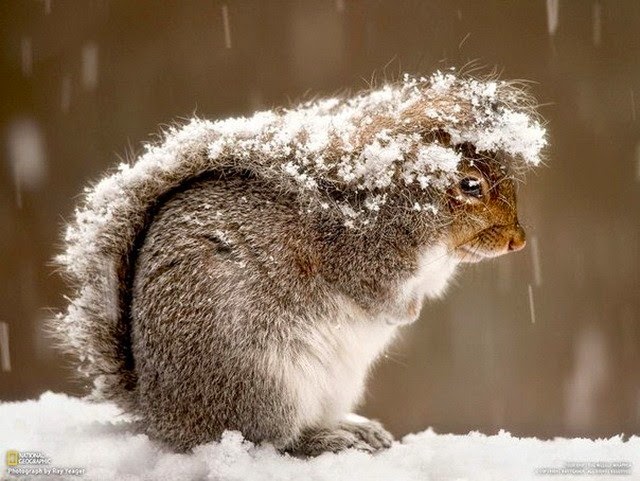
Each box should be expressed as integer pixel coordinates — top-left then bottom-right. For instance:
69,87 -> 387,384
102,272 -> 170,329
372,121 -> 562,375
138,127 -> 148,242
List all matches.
204,70 -> 546,229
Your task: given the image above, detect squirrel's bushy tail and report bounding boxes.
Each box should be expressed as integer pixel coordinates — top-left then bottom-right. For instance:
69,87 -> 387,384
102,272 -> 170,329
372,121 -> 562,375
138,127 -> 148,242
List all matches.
52,120 -> 223,409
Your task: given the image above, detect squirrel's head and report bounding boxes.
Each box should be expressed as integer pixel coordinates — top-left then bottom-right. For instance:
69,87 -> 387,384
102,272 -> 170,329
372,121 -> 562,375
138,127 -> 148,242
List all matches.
444,147 -> 526,263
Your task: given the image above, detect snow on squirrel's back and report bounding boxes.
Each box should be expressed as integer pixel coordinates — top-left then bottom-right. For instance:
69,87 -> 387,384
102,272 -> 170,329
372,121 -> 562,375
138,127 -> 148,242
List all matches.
53,70 -> 546,413
1,392 -> 636,481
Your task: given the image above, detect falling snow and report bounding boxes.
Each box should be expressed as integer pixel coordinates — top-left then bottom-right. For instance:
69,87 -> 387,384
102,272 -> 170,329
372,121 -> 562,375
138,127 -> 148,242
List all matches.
528,284 -> 536,324
564,326 -> 610,430
592,2 -> 602,47
6,118 -> 48,208
635,140 -> 640,180
530,236 -> 542,287
0,322 -> 10,372
221,5 -> 232,49
81,43 -> 99,91
546,0 -> 559,36
21,37 -> 32,76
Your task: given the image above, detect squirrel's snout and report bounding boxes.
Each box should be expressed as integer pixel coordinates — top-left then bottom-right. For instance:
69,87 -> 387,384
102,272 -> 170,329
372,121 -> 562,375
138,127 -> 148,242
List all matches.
508,223 -> 526,252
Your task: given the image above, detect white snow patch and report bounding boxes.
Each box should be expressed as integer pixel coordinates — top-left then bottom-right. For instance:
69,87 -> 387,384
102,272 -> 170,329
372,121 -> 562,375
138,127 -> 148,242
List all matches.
415,144 -> 461,174
450,109 -> 546,166
1,393 -> 637,481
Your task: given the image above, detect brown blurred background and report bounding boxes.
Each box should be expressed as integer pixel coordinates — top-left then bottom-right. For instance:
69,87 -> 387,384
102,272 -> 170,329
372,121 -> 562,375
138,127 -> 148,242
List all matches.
1,0 -> 639,440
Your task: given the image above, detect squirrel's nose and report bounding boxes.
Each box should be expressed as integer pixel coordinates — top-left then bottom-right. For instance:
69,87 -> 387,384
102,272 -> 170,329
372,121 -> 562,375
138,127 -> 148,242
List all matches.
508,223 -> 526,252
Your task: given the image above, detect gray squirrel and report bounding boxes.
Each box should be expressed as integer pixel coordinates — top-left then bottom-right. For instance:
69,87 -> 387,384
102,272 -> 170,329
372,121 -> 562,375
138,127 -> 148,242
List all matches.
52,72 -> 546,455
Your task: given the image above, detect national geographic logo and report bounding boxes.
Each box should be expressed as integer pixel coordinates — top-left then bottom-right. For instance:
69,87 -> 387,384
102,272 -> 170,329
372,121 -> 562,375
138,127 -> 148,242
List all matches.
5,451 -> 50,466
4,450 -> 85,477
6,451 -> 18,466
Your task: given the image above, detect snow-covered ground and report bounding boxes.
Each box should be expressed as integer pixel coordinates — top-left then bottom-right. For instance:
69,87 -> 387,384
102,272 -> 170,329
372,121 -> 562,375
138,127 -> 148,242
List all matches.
1,392 -> 637,481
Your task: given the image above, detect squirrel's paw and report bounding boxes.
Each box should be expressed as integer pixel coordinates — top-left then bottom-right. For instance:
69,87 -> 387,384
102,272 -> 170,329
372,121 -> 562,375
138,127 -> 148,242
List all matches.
339,414 -> 394,450
286,426 -> 376,457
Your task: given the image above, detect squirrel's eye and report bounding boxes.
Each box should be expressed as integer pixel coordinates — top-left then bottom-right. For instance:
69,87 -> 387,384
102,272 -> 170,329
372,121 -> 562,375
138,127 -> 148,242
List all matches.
459,177 -> 483,198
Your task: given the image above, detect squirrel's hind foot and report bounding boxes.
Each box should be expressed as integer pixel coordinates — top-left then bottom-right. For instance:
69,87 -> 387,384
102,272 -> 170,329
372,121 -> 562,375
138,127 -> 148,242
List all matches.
286,428 -> 375,457
285,416 -> 393,457
338,415 -> 394,451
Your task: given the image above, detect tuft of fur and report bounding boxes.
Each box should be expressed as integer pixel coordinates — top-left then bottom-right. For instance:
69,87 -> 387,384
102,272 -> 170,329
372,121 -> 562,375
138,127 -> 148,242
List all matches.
51,71 -> 545,453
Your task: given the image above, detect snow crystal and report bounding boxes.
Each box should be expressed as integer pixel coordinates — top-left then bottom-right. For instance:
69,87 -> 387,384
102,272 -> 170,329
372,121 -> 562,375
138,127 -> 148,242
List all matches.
1,393 -> 638,481
358,138 -> 403,188
415,144 -> 461,173
430,71 -> 457,93
364,194 -> 386,211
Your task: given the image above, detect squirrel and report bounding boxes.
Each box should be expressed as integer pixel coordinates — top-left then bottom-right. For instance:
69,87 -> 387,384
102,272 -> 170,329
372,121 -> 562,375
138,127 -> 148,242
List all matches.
52,71 -> 546,456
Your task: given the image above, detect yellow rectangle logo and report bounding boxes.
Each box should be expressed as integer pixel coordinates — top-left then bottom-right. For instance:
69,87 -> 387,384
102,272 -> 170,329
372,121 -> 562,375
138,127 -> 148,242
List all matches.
6,450 -> 18,466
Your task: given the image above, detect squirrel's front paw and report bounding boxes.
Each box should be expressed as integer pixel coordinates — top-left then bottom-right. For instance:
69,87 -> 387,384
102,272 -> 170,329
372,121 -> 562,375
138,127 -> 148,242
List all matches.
339,414 -> 394,450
